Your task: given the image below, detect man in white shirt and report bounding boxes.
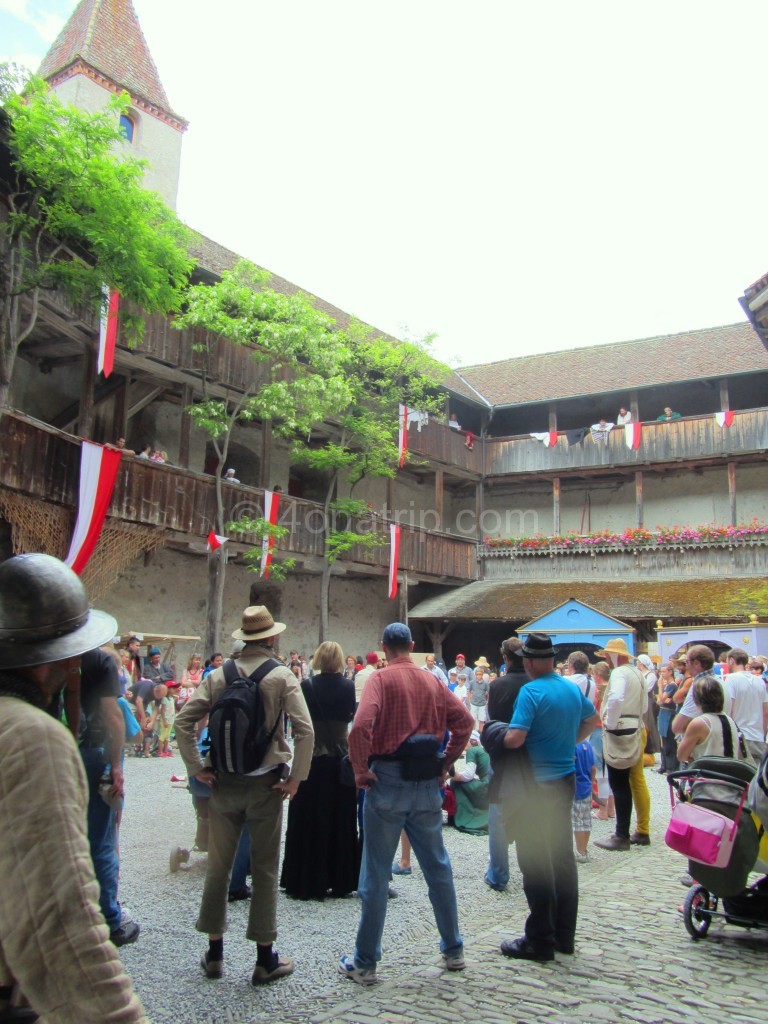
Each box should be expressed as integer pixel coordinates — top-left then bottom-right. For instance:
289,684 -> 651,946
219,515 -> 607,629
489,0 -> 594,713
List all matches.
423,653 -> 449,686
565,651 -> 596,703
724,647 -> 768,762
616,407 -> 632,425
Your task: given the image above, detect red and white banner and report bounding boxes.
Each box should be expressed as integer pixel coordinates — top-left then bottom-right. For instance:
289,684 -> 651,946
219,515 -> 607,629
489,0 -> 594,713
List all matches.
98,289 -> 120,378
207,531 -> 228,552
398,404 -> 409,468
65,441 -> 122,574
624,422 -> 642,450
388,523 -> 401,599
260,489 -> 280,577
715,411 -> 735,428
530,431 -> 558,448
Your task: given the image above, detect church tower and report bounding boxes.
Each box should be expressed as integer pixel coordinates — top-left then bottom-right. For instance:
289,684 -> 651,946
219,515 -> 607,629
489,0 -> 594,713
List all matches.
37,0 -> 187,209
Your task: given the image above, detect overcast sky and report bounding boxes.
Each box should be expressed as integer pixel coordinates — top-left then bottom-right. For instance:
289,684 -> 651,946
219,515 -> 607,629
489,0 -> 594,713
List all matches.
2,0 -> 767,368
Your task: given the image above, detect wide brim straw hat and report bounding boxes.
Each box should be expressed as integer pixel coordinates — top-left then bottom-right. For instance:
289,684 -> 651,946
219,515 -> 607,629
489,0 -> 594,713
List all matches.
474,656 -> 491,668
0,553 -> 117,669
231,605 -> 287,642
595,638 -> 635,659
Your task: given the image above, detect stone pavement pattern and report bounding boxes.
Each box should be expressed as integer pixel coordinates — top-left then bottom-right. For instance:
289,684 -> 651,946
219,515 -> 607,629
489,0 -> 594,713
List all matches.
118,760 -> 766,1023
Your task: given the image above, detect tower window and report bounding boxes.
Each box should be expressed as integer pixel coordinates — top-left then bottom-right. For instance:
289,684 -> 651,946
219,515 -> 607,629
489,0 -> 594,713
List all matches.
119,113 -> 136,143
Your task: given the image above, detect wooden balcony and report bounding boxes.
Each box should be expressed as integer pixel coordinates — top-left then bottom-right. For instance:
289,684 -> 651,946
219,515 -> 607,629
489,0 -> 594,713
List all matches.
485,409 -> 768,477
405,418 -> 481,476
0,412 -> 477,583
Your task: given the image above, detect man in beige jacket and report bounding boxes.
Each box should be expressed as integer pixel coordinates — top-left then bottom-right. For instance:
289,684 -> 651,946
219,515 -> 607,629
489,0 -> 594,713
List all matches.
0,553 -> 147,1024
175,605 -> 314,986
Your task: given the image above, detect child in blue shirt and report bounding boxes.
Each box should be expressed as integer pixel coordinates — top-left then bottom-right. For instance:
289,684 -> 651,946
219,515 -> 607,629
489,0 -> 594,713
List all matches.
572,741 -> 596,863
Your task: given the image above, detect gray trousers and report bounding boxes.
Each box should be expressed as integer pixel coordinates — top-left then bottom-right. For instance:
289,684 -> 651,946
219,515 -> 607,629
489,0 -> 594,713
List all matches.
196,770 -> 284,944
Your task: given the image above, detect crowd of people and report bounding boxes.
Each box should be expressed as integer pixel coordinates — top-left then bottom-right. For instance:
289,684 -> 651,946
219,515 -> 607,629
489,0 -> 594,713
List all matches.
1,554 -> 767,1020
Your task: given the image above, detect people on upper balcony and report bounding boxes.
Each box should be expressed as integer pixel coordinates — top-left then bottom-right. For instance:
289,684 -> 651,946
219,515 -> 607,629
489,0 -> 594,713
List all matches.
448,412 -> 462,430
657,406 -> 681,422
616,407 -> 632,425
224,468 -> 240,483
590,418 -> 614,445
138,443 -> 152,459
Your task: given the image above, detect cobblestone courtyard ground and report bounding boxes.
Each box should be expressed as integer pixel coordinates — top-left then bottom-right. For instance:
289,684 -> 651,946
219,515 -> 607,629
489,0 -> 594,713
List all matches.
118,757 -> 767,1024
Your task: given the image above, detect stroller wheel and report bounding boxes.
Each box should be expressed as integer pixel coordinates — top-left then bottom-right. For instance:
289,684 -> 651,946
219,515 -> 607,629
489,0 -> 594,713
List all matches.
683,884 -> 713,939
169,846 -> 190,874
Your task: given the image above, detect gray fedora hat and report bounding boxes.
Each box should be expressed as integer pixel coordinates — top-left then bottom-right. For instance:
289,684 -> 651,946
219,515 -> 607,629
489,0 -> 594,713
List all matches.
0,553 -> 117,668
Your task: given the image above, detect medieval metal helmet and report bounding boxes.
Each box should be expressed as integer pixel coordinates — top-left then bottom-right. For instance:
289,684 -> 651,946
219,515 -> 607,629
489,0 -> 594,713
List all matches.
0,553 -> 117,669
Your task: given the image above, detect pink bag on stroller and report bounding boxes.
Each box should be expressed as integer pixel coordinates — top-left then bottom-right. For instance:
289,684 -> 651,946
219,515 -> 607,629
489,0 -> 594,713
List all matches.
665,783 -> 746,868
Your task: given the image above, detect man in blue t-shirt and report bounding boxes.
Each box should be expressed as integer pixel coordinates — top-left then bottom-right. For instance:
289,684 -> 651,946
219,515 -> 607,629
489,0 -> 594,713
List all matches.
500,632 -> 599,962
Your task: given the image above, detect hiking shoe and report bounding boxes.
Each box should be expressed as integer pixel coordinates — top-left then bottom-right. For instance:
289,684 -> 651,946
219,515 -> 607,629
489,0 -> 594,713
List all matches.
251,954 -> 295,985
442,951 -> 466,971
630,832 -> 651,846
110,918 -> 140,947
200,952 -> 223,979
593,834 -> 631,852
228,884 -> 252,902
338,954 -> 377,986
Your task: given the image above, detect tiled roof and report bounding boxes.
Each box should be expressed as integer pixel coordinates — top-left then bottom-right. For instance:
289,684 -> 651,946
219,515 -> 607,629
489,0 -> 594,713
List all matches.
37,0 -> 182,121
454,323 -> 768,407
408,578 -> 764,622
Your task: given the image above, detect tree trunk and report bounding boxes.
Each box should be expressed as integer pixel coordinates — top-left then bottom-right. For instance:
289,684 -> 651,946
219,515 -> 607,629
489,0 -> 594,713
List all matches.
319,560 -> 332,645
204,442 -> 227,656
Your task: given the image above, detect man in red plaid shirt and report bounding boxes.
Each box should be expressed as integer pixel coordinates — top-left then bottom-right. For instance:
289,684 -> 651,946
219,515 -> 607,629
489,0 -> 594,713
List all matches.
339,622 -> 474,986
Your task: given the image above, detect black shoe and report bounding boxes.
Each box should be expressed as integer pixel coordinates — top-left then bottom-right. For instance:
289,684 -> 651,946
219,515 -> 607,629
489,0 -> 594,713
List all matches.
554,940 -> 575,954
500,936 -> 554,962
228,884 -> 252,902
630,832 -> 651,846
110,919 -> 140,947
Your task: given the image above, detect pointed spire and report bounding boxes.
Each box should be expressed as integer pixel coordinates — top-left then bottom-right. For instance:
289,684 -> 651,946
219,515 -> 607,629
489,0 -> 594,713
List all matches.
38,0 -> 186,129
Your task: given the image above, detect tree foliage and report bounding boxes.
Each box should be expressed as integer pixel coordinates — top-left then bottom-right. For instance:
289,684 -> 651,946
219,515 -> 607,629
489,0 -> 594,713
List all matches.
0,71 -> 193,411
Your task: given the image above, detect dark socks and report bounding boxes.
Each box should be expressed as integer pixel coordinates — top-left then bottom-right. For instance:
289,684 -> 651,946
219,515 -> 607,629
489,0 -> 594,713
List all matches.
257,943 -> 278,971
208,938 -> 223,962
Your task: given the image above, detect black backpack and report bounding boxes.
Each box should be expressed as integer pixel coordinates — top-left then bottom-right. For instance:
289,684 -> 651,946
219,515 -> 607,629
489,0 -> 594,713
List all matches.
208,658 -> 281,774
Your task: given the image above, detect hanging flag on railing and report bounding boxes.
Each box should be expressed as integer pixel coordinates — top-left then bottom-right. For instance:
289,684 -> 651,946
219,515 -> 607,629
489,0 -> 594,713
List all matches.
715,411 -> 735,428
398,404 -> 409,467
260,488 -> 280,577
65,441 -> 122,574
388,523 -> 401,599
624,422 -> 642,449
98,289 -> 120,378
207,531 -> 228,552
530,432 -> 559,448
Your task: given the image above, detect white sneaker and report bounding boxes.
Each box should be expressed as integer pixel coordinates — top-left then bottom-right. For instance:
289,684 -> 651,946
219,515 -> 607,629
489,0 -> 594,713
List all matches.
338,954 -> 377,986
574,851 -> 589,863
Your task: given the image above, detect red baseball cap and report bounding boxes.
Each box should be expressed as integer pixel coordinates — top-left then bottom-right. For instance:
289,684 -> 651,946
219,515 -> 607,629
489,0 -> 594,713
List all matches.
456,653 -> 466,659
366,652 -> 379,665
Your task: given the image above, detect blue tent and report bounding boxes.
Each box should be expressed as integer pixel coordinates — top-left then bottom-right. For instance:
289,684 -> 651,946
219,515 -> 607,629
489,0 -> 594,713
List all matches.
519,598 -> 635,656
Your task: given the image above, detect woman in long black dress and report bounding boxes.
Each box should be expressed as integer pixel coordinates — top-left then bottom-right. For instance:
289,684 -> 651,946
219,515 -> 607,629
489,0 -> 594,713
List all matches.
280,641 -> 359,899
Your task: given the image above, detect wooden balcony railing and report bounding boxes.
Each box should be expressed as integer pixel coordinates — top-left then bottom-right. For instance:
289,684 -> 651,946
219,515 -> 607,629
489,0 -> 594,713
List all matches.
485,409 -> 768,476
405,418 -> 481,474
0,412 -> 477,582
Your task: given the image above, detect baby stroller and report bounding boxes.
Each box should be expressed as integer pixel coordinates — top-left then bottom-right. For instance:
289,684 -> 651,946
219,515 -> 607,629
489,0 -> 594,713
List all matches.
666,756 -> 768,939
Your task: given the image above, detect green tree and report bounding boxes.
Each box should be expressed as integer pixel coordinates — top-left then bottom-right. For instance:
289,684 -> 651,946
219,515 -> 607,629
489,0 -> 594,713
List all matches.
0,72 -> 192,415
292,322 -> 449,642
175,260 -> 353,654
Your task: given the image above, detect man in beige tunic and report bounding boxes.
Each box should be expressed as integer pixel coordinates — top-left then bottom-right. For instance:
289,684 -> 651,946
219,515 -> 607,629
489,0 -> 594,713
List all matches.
0,553 -> 147,1024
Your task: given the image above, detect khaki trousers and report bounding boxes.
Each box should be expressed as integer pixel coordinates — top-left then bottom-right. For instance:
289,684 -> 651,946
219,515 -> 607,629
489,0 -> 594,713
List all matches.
196,770 -> 284,944
628,727 -> 651,835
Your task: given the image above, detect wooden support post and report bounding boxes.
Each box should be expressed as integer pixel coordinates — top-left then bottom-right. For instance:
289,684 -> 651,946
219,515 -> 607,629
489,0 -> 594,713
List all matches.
178,384 -> 193,469
728,462 -> 737,526
386,476 -> 396,519
78,342 -> 97,439
548,403 -> 557,432
259,419 -> 273,489
719,378 -> 730,412
113,376 -> 128,441
475,480 -> 484,541
399,573 -> 409,624
630,389 -> 639,423
435,468 -> 444,530
553,477 -> 561,535
635,470 -> 644,528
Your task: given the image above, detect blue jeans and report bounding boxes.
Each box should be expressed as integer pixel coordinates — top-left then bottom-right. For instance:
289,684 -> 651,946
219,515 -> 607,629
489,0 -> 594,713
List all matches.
355,761 -> 463,968
486,802 -> 510,889
80,747 -> 121,932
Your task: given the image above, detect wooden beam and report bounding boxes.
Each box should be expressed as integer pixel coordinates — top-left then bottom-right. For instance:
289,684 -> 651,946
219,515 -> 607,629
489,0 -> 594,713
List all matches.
77,342 -> 96,439
553,476 -> 561,534
548,403 -> 557,432
386,476 -> 396,519
129,385 -> 164,417
728,461 -> 736,526
113,376 -> 128,441
630,389 -> 639,423
435,468 -> 444,530
719,378 -> 730,412
635,470 -> 644,528
178,384 -> 193,469
475,480 -> 484,541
